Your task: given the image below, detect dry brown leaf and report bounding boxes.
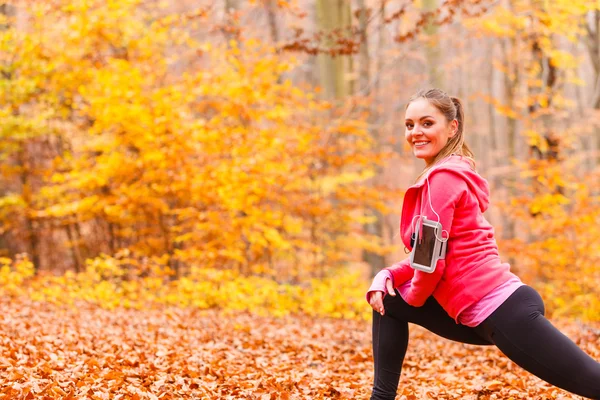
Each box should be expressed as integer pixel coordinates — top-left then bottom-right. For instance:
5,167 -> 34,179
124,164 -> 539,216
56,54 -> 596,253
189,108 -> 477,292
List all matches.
0,298 -> 597,399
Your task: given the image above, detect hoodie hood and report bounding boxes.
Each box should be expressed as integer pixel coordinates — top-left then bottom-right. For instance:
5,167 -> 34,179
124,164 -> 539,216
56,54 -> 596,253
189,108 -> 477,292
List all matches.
424,156 -> 490,213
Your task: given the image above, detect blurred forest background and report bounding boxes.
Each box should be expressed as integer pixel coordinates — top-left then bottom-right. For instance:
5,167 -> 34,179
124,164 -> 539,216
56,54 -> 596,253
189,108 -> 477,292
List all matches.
0,0 -> 599,321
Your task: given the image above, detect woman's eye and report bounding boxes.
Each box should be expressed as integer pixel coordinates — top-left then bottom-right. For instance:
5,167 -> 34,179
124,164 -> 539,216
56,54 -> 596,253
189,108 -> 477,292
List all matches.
406,123 -> 413,129
423,121 -> 432,127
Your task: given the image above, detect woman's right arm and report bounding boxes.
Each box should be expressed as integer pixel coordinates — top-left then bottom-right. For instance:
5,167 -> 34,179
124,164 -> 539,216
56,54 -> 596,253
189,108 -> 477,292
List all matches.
366,259 -> 415,314
386,258 -> 415,286
365,259 -> 414,301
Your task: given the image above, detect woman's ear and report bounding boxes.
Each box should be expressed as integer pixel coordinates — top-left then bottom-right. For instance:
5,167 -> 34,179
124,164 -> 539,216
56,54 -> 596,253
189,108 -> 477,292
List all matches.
449,119 -> 458,138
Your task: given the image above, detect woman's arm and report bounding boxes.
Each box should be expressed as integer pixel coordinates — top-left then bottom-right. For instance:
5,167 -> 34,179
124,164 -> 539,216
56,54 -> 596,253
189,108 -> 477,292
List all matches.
386,258 -> 414,286
366,260 -> 413,304
401,170 -> 467,307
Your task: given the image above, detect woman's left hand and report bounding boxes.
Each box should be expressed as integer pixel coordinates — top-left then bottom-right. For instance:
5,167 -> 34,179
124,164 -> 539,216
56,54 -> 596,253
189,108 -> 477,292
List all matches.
368,278 -> 396,316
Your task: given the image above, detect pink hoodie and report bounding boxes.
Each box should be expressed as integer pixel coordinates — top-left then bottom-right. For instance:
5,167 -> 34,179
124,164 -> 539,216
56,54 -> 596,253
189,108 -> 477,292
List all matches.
385,155 -> 517,322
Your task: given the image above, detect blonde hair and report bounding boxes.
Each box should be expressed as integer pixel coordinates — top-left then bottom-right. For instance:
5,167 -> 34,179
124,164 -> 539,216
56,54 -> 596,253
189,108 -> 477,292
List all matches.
408,88 -> 475,181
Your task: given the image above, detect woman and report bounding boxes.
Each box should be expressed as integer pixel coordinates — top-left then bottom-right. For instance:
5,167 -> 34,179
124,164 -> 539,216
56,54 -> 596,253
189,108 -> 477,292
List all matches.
367,88 -> 600,399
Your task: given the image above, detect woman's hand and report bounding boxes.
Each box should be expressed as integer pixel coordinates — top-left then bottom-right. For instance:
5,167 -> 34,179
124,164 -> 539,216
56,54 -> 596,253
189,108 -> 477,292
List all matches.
368,278 -> 396,316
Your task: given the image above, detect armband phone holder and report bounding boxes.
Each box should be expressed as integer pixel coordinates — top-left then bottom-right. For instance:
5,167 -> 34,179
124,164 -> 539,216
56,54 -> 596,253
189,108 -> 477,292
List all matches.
409,217 -> 447,273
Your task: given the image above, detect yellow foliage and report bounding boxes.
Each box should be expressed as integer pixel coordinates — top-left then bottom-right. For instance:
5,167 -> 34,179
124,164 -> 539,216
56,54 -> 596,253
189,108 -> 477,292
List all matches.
501,166 -> 600,322
0,254 -> 372,321
0,255 -> 35,295
2,0 -> 597,325
466,0 -> 596,124
0,0 -> 395,281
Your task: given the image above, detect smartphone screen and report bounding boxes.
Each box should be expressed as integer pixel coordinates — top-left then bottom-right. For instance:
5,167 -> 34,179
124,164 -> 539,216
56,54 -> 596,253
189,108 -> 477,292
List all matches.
413,224 -> 436,267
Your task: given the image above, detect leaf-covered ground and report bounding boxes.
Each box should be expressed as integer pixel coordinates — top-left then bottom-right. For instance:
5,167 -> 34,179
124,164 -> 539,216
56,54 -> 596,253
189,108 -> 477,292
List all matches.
0,298 -> 598,399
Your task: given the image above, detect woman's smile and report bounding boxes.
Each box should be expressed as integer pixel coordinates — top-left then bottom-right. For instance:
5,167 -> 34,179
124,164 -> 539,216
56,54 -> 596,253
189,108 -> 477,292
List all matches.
413,141 -> 430,147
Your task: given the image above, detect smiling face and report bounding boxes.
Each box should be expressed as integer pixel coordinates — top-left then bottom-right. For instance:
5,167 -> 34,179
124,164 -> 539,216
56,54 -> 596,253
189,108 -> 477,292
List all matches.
405,97 -> 458,164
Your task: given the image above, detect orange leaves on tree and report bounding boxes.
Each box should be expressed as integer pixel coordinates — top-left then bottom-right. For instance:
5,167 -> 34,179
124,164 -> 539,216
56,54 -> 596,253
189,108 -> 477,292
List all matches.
0,0 -> 395,280
503,160 -> 600,321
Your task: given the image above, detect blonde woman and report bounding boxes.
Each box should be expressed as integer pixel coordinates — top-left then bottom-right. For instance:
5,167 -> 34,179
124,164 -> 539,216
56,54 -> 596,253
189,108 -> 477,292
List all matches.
367,88 -> 600,399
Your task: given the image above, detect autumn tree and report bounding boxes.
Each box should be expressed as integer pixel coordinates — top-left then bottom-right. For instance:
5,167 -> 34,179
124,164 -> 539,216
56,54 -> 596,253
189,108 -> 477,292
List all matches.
466,0 -> 600,318
0,0 -> 392,283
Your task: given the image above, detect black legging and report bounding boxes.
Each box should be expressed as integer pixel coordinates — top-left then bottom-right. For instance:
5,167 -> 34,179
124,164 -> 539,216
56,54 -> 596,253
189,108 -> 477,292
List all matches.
371,285 -> 600,399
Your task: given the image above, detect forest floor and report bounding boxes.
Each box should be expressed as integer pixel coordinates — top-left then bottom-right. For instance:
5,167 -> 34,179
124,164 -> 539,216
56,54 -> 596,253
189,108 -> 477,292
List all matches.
0,298 -> 598,399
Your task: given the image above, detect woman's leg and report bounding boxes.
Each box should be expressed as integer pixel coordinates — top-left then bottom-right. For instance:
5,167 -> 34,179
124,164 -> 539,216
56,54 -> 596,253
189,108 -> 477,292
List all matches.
371,291 -> 492,400
477,286 -> 600,399
371,308 -> 409,400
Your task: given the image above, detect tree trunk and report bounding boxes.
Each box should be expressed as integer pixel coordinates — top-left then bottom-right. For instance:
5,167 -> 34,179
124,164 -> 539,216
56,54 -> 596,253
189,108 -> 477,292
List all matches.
486,39 -> 498,181
356,0 -> 386,276
501,35 -> 518,241
585,10 -> 600,168
222,0 -> 240,44
224,0 -> 238,13
66,224 -> 84,273
265,0 -> 279,44
0,1 -> 16,259
315,0 -> 352,99
423,0 -> 441,87
18,147 -> 40,271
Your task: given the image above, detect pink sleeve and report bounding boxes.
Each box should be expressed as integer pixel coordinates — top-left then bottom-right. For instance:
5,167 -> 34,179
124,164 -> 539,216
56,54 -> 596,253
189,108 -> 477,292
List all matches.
366,269 -> 393,303
402,172 -> 466,307
385,258 -> 414,287
403,260 -> 447,306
